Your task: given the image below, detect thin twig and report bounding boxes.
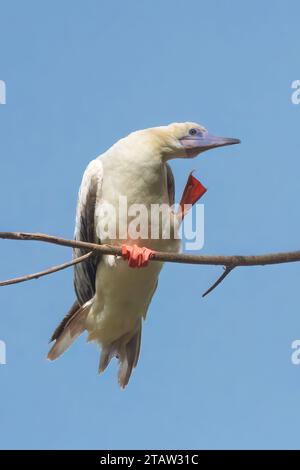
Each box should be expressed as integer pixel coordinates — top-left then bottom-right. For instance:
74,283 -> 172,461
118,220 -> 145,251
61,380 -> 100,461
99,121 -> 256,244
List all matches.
0,251 -> 94,287
202,266 -> 234,297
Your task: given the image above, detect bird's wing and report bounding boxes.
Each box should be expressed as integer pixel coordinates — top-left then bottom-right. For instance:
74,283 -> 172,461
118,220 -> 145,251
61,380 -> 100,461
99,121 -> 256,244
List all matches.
166,163 -> 175,206
73,158 -> 103,305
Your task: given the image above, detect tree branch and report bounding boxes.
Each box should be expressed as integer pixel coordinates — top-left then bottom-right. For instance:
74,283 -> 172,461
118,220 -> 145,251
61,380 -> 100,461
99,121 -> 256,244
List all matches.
0,251 -> 94,287
0,231 -> 300,295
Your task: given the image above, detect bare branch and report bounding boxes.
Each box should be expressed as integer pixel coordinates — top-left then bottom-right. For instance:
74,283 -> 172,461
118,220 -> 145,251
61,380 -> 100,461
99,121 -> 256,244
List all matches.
0,251 -> 94,287
202,266 -> 234,297
0,231 -> 300,294
1,232 -> 300,266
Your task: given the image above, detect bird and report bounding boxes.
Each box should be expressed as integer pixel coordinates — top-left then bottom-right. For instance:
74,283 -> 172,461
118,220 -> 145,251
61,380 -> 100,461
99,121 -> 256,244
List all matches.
47,122 -> 240,388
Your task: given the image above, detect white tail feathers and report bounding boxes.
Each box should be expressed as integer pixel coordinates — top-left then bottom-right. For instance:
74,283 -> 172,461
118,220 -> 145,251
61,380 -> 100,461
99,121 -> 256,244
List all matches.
48,300 -> 142,388
99,322 -> 142,389
47,299 -> 92,361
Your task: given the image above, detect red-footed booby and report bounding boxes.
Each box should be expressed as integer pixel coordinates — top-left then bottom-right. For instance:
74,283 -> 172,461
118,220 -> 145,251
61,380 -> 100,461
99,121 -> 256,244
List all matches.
48,122 -> 240,388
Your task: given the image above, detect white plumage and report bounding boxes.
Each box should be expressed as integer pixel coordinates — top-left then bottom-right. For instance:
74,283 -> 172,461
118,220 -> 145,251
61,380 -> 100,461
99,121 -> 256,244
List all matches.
48,122 -> 240,387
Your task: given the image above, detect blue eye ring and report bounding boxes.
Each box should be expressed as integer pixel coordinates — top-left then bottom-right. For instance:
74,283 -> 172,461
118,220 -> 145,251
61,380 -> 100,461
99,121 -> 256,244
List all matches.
189,128 -> 198,136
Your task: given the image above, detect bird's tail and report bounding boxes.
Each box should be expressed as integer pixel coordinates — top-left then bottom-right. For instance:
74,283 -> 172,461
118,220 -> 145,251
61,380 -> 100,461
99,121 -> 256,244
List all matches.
47,299 -> 93,361
98,321 -> 142,389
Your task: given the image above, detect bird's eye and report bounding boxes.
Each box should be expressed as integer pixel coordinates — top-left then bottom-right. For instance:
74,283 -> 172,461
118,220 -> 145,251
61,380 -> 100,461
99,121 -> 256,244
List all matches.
189,128 -> 198,136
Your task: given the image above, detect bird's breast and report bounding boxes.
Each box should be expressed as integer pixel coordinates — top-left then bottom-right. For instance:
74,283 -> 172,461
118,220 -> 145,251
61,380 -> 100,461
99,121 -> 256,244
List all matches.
95,159 -> 180,252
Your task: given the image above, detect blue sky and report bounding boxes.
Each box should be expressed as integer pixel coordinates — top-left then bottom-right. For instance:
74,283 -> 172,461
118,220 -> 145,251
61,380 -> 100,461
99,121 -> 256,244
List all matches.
0,0 -> 300,450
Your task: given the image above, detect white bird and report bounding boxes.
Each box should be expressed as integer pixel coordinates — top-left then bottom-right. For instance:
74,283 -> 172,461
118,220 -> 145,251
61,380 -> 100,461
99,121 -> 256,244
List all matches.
48,122 -> 240,388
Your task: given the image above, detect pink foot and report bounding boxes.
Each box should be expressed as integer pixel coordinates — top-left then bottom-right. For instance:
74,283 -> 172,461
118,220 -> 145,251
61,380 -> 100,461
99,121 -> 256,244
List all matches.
121,244 -> 154,268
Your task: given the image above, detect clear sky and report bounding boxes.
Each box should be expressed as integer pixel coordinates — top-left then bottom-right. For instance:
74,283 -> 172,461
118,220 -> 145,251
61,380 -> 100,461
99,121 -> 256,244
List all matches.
0,0 -> 300,450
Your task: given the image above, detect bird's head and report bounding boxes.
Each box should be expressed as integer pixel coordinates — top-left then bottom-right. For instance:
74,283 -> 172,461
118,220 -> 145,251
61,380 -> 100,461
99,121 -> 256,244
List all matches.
148,122 -> 240,160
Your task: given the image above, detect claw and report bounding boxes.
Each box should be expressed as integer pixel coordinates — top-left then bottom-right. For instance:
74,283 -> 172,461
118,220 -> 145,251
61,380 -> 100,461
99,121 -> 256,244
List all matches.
121,244 -> 154,268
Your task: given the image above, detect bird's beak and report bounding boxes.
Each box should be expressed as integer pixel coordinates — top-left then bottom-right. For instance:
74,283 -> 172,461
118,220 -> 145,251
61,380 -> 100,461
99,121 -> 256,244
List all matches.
180,133 -> 241,156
